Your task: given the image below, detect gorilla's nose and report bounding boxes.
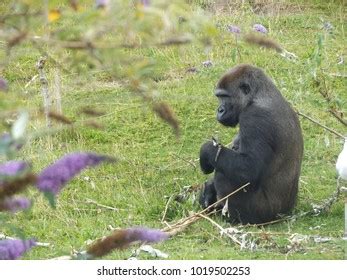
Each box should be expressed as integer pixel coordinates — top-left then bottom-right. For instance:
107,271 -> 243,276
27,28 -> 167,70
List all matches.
217,106 -> 225,115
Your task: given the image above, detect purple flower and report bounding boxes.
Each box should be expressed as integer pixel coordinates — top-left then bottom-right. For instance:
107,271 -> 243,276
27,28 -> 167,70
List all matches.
36,152 -> 115,195
87,227 -> 168,257
140,0 -> 150,6
95,0 -> 109,8
0,77 -> 8,92
0,161 -> 29,184
228,25 -> 241,34
125,227 -> 168,243
253,24 -> 267,34
0,239 -> 36,260
0,197 -> 31,212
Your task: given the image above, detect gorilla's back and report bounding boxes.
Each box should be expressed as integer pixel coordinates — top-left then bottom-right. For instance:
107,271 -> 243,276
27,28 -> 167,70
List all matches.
260,90 -> 304,214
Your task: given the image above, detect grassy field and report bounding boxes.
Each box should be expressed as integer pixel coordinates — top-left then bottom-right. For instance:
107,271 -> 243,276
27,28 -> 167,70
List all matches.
1,0 -> 346,259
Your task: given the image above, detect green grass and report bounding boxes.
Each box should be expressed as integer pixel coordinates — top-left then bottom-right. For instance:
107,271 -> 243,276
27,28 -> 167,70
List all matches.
0,0 -> 346,259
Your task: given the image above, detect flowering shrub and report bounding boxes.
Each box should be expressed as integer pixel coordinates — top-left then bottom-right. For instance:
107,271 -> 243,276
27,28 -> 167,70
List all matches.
0,239 -> 36,260
0,0 -> 217,260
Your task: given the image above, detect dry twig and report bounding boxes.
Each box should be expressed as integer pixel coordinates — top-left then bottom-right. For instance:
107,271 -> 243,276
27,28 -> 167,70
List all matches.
161,195 -> 174,222
162,182 -> 250,236
198,213 -> 242,246
85,198 -> 120,212
296,111 -> 344,139
36,57 -> 51,128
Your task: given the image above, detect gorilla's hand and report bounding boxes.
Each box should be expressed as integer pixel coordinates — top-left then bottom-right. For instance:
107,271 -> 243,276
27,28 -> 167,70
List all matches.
199,141 -> 219,174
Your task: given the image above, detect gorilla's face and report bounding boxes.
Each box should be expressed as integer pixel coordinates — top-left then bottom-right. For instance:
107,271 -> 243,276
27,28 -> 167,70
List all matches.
215,90 -> 239,127
215,82 -> 251,127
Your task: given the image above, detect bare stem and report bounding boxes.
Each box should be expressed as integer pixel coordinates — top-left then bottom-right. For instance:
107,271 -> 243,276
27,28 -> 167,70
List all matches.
162,182 -> 250,235
36,57 -> 51,128
198,213 -> 242,246
53,68 -> 62,115
296,110 -> 344,139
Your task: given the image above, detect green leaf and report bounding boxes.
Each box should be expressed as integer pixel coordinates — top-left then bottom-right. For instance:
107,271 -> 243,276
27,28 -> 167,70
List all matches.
44,191 -> 56,209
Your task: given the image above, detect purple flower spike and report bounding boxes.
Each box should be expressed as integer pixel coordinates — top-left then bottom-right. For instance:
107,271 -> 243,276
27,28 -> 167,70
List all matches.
141,0 -> 150,6
0,77 -> 8,92
126,227 -> 168,243
0,161 -> 29,184
253,24 -> 267,34
95,0 -> 109,8
87,227 -> 168,257
0,197 -> 31,212
0,239 -> 36,260
36,152 -> 115,195
228,25 -> 241,34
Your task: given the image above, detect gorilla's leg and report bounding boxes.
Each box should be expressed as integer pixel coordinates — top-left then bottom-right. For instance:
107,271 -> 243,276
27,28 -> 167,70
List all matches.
199,179 -> 217,209
227,190 -> 283,224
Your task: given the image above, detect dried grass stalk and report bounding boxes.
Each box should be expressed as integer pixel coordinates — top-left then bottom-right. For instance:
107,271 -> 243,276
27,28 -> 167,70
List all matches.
162,182 -> 250,236
243,34 -> 282,52
152,101 -> 180,137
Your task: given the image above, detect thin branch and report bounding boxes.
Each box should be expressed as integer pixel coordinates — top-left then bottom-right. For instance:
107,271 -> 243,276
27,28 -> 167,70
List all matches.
31,40 -> 70,74
161,195 -> 174,222
329,109 -> 347,127
240,217 -> 289,228
53,68 -> 62,115
0,11 -> 42,23
36,57 -> 51,128
329,73 -> 347,78
313,76 -> 347,127
85,198 -> 120,212
171,153 -> 197,169
200,182 -> 250,215
24,74 -> 38,91
162,182 -> 250,236
198,213 -> 242,246
296,110 -> 345,139
30,36 -> 192,50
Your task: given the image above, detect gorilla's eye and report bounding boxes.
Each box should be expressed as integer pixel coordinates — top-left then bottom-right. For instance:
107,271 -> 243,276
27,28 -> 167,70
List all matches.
239,83 -> 251,95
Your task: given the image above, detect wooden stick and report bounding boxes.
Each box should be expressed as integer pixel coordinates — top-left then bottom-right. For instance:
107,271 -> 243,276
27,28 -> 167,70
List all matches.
199,182 -> 250,216
53,68 -> 62,115
198,213 -> 242,246
296,111 -> 344,139
85,198 -> 120,212
329,109 -> 347,127
161,195 -> 173,222
162,182 -> 250,235
37,57 -> 51,128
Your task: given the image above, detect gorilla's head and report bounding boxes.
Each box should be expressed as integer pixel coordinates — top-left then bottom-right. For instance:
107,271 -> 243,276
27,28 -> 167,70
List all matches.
215,64 -> 261,127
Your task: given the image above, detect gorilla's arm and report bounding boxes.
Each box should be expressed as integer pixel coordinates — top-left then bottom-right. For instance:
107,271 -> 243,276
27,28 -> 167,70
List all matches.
200,110 -> 276,187
217,141 -> 273,186
200,139 -> 272,186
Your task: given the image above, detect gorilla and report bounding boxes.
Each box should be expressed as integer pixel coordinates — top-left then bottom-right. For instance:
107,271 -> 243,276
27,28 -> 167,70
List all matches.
199,64 -> 303,224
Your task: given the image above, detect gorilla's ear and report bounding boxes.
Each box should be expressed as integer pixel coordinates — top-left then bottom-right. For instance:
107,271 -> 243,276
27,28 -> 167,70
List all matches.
239,83 -> 251,95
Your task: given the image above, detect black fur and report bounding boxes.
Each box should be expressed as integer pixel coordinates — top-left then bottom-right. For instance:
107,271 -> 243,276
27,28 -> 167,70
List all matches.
199,64 -> 303,224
